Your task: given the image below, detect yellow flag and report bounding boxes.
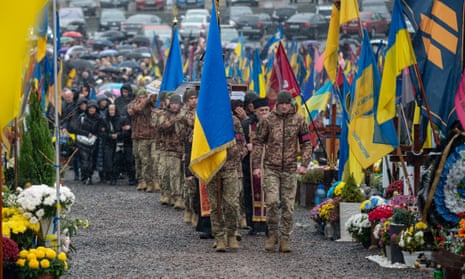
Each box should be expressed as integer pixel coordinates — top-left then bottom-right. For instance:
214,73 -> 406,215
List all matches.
324,5 -> 340,83
0,1 -> 48,129
340,0 -> 360,24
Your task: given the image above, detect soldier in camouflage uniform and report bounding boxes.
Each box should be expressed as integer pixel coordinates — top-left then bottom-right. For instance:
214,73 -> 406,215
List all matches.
207,115 -> 247,252
252,90 -> 312,253
150,92 -> 168,193
158,94 -> 186,209
181,88 -> 199,224
127,88 -> 156,192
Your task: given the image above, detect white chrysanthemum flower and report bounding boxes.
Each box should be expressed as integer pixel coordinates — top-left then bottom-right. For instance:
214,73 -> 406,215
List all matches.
29,216 -> 39,224
23,212 -> 32,219
36,208 -> 45,217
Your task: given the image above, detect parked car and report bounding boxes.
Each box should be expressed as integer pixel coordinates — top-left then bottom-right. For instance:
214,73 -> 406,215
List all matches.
99,9 -> 126,31
175,0 -> 205,9
184,8 -> 210,18
220,25 -> 239,47
360,0 -> 391,23
271,5 -> 297,24
222,5 -> 253,26
179,15 -> 210,39
226,0 -> 258,6
342,11 -> 389,37
282,13 -> 328,40
68,0 -> 97,16
121,14 -> 162,37
316,5 -> 332,21
135,0 -> 165,10
235,14 -> 274,40
140,24 -> 179,46
100,0 -> 130,10
59,7 -> 87,37
257,13 -> 279,35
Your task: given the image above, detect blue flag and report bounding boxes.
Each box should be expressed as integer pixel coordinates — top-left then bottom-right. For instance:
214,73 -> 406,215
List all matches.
157,25 -> 184,107
259,25 -> 283,60
189,0 -> 235,183
402,0 -> 464,133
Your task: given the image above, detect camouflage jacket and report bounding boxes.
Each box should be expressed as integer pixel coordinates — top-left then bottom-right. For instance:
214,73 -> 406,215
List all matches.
127,96 -> 155,140
223,115 -> 248,171
252,109 -> 312,172
151,108 -> 165,148
158,108 -> 185,158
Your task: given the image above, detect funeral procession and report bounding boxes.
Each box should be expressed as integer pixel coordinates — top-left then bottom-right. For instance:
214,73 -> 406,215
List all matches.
1,0 -> 465,278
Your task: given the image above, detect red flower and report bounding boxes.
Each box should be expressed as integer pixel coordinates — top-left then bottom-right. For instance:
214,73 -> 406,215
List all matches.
368,204 -> 393,222
2,236 -> 19,262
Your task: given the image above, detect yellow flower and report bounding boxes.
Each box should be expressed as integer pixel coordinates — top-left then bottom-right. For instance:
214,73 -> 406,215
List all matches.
27,253 -> 37,261
35,249 -> 45,259
19,250 -> 28,258
415,221 -> 427,231
28,259 -> 40,269
58,252 -> 67,261
64,261 -> 69,270
383,220 -> 390,228
360,200 -> 370,211
40,259 -> 50,269
16,259 -> 26,267
45,248 -> 56,259
408,226 -> 414,234
334,182 -> 345,196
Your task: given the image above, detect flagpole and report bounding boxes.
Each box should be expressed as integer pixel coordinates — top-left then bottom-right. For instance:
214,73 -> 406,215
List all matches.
52,0 -> 62,252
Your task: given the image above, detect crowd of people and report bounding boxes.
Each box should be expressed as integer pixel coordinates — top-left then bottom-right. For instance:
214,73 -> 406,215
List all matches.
54,61 -> 313,253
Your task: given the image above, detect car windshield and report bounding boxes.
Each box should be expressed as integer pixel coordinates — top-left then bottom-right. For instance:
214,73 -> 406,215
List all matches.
59,9 -> 83,20
275,7 -> 296,16
230,7 -> 252,16
183,16 -> 206,23
360,12 -> 372,20
102,11 -> 125,20
221,28 -> 239,43
127,15 -> 150,24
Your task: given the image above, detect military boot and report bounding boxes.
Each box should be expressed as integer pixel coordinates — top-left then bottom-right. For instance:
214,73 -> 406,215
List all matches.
145,184 -> 154,193
265,233 -> 278,251
215,238 -> 226,252
160,195 -> 169,205
279,236 -> 292,253
228,235 -> 240,250
136,181 -> 146,191
183,210 -> 192,224
174,199 -> 185,210
154,182 -> 160,191
191,213 -> 198,227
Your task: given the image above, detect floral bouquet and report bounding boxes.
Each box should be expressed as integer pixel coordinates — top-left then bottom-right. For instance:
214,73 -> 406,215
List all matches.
398,221 -> 428,253
345,213 -> 371,242
384,180 -> 404,199
2,207 -> 40,249
16,246 -> 68,278
316,198 -> 340,223
17,184 -> 75,224
368,204 -> 393,223
373,220 -> 392,246
3,236 -> 19,262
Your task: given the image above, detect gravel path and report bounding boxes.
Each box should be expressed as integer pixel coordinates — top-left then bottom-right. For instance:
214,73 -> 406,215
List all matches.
61,170 -> 431,279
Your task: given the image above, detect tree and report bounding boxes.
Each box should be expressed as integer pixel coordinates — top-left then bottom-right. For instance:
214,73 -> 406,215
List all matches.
18,92 -> 55,186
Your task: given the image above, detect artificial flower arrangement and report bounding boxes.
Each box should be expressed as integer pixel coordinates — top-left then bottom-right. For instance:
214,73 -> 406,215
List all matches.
345,213 -> 372,243
432,213 -> 465,256
16,246 -> 68,279
397,221 -> 428,253
360,196 -> 387,213
373,220 -> 392,246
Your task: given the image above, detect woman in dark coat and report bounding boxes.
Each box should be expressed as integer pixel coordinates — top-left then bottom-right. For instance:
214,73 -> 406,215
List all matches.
70,100 -> 103,185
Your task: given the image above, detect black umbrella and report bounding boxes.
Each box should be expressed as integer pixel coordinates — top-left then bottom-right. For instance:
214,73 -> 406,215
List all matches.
101,30 -> 126,42
79,53 -> 99,60
130,36 -> 151,47
89,38 -> 114,50
98,66 -> 120,74
119,60 -> 140,69
68,59 -> 96,71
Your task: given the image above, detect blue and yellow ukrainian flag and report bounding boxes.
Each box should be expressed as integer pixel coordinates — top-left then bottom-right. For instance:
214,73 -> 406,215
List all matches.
349,29 -> 396,170
36,4 -> 48,62
250,48 -> 266,98
302,81 -> 332,121
190,0 -> 235,183
378,0 -> 416,125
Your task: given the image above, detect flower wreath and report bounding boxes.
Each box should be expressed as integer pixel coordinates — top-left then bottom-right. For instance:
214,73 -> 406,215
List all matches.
434,144 -> 465,223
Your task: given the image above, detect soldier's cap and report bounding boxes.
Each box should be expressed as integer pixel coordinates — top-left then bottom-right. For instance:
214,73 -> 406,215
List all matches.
277,90 -> 292,105
244,91 -> 259,104
136,87 -> 147,97
169,94 -> 182,105
159,91 -> 169,101
183,88 -> 198,103
252,98 -> 269,109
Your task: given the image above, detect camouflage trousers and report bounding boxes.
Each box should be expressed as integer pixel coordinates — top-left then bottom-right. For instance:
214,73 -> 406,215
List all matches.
151,145 -> 160,185
206,169 -> 240,239
160,155 -> 182,201
263,168 -> 297,237
133,139 -> 154,186
184,176 -> 197,213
